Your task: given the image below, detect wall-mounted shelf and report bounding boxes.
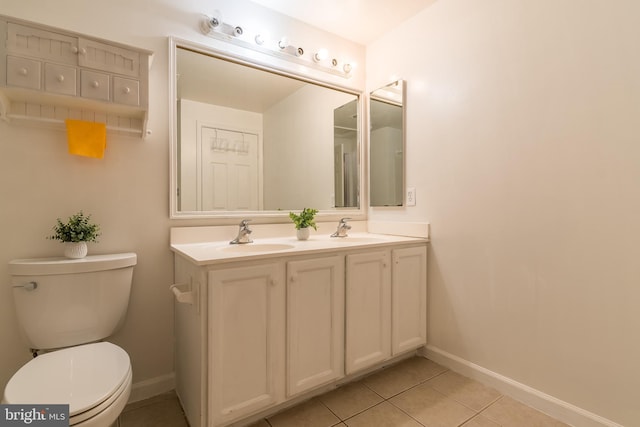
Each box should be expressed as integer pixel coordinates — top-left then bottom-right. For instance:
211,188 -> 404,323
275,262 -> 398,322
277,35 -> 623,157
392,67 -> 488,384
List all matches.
0,14 -> 152,138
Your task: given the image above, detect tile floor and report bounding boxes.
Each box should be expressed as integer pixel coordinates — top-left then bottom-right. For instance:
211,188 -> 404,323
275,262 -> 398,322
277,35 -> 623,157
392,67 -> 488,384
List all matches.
119,357 -> 570,427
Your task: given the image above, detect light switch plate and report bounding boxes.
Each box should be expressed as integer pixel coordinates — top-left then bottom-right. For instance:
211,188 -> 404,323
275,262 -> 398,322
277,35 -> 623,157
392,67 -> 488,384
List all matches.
406,187 -> 416,206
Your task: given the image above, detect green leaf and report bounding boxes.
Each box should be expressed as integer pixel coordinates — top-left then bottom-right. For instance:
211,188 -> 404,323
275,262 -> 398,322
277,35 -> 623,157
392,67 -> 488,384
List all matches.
47,211 -> 101,243
289,208 -> 318,230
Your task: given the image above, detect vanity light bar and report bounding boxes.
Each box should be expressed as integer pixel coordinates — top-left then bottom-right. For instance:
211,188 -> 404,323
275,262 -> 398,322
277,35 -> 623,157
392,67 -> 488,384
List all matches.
200,13 -> 354,78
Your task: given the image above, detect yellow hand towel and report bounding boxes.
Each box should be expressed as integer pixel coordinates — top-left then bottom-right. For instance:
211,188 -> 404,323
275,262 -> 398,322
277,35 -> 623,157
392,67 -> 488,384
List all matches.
65,119 -> 107,159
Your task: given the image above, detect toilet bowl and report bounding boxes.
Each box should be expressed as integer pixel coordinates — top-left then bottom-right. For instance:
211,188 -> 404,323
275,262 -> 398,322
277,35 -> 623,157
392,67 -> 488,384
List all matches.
4,253 -> 137,427
3,342 -> 131,426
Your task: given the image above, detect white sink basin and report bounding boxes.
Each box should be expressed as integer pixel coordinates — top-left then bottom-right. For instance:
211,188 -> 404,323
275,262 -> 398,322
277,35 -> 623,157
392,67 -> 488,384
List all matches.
219,243 -> 295,253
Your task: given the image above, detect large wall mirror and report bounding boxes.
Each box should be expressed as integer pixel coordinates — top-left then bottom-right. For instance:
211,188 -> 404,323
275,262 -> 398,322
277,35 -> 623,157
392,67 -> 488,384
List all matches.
169,38 -> 364,220
369,80 -> 405,207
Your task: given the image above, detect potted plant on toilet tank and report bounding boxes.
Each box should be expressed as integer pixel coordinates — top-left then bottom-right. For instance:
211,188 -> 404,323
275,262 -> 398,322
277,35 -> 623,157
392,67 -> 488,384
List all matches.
48,211 -> 100,258
289,207 -> 318,241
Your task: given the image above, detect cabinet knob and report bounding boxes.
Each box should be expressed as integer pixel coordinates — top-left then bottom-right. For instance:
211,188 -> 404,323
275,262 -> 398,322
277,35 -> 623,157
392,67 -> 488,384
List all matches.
91,81 -> 100,88
57,74 -> 65,82
123,86 -> 131,94
19,67 -> 28,76
72,46 -> 79,54
80,47 -> 87,55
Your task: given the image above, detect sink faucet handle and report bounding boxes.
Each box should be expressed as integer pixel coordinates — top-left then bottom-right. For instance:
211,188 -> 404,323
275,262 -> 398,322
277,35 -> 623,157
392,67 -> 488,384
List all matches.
331,217 -> 352,237
231,219 -> 253,244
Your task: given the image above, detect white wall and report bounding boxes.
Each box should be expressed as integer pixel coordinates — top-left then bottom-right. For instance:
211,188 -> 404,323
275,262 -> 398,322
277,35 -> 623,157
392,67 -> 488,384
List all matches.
0,0 -> 364,399
367,0 -> 640,425
263,85 -> 355,210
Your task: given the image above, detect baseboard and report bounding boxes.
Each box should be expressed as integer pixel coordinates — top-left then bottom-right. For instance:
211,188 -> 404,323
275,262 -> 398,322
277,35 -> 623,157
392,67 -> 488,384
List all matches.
421,346 -> 623,427
128,373 -> 176,403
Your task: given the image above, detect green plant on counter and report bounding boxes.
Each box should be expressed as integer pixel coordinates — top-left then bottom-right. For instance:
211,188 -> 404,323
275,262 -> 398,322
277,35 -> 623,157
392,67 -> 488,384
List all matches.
289,208 -> 318,230
48,211 -> 101,243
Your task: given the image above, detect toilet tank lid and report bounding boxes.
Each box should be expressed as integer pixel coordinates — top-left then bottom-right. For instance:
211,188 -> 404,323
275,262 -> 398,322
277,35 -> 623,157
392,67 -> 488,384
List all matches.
9,253 -> 137,276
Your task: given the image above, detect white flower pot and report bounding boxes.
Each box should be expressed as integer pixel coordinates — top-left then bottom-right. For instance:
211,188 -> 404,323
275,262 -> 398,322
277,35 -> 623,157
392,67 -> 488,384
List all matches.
64,241 -> 88,259
296,228 -> 310,241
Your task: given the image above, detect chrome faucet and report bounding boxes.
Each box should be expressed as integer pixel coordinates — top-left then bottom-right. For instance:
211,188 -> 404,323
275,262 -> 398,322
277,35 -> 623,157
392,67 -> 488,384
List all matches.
230,219 -> 253,244
330,218 -> 352,238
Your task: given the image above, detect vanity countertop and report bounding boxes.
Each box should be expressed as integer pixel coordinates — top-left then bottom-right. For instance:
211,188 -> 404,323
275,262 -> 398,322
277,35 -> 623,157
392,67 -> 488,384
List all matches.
171,233 -> 427,266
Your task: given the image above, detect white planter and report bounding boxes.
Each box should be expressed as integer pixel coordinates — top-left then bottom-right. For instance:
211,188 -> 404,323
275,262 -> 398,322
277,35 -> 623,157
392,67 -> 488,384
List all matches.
296,228 -> 310,241
64,241 -> 88,259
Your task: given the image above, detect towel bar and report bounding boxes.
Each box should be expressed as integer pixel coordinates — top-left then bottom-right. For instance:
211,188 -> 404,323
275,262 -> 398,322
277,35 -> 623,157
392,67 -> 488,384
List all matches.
170,283 -> 194,305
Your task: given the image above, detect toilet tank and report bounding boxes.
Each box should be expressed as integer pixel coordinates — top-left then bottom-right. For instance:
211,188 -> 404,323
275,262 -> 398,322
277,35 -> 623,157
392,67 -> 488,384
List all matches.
8,253 -> 137,350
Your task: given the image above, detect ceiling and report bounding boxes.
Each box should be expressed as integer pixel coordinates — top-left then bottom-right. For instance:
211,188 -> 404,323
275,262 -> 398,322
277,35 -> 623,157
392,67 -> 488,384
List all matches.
249,0 -> 437,45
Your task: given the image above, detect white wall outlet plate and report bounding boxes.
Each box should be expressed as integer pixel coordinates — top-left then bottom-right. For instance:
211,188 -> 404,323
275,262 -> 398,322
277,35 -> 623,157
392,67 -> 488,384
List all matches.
406,187 -> 416,206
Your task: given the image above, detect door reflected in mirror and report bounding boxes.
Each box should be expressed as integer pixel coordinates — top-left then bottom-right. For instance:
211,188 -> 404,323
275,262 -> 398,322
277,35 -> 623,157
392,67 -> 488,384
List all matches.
369,80 -> 405,207
173,44 -> 361,217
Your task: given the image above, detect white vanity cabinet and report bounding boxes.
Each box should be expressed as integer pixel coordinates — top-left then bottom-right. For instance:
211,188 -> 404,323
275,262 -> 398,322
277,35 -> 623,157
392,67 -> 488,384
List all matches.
345,246 -> 427,374
286,256 -> 344,397
345,250 -> 392,374
172,236 -> 427,427
391,246 -> 428,354
208,263 -> 286,426
0,15 -> 152,136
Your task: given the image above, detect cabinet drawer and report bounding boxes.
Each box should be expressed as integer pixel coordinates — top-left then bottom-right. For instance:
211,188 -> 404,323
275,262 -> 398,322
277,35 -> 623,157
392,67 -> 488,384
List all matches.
80,69 -> 110,101
6,56 -> 41,90
78,38 -> 140,78
112,76 -> 139,106
45,63 -> 77,96
7,23 -> 78,65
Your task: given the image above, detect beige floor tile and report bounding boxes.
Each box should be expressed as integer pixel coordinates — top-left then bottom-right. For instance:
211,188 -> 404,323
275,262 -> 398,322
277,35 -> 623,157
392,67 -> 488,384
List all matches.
344,401 -> 423,427
245,420 -> 271,427
481,396 -> 570,427
119,394 -> 188,427
427,371 -> 502,411
363,357 -> 448,398
461,414 -> 501,427
318,382 -> 384,420
267,398 -> 340,427
390,382 -> 476,427
121,391 -> 180,413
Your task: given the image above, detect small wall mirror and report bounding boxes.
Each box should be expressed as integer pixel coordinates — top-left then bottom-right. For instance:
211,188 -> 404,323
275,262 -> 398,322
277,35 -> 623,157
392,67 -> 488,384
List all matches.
170,38 -> 363,220
369,80 -> 405,207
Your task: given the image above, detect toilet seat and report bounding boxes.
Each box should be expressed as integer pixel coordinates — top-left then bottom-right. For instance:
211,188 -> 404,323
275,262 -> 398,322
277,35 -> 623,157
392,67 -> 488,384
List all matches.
70,367 -> 131,426
3,342 -> 131,423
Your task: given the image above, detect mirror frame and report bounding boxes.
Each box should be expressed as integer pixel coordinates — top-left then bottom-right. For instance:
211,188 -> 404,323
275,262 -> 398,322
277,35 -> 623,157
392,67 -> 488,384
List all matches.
169,37 -> 366,222
369,79 -> 406,208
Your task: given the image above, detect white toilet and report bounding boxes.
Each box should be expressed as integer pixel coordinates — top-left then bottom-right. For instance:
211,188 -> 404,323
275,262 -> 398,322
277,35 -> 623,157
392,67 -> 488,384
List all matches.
3,253 -> 137,427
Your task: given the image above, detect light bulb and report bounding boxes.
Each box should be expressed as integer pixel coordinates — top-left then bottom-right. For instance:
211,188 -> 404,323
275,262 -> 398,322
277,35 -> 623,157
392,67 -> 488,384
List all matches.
313,48 -> 328,63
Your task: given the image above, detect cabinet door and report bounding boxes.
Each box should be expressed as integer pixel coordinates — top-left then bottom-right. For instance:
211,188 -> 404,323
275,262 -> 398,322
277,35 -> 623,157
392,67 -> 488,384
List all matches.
78,38 -> 140,77
392,246 -> 427,355
7,23 -> 78,65
208,263 -> 285,426
345,250 -> 391,374
287,256 -> 344,396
